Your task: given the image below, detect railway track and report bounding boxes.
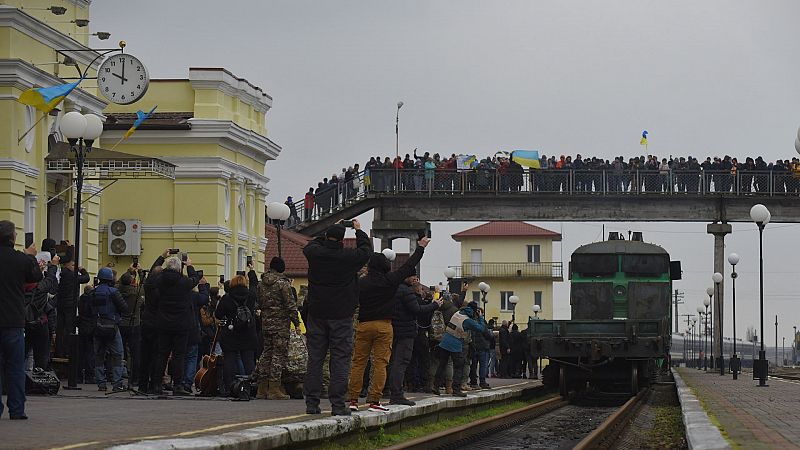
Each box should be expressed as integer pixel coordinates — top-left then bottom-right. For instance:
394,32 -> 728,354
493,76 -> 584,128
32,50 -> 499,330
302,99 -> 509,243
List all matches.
384,388 -> 647,450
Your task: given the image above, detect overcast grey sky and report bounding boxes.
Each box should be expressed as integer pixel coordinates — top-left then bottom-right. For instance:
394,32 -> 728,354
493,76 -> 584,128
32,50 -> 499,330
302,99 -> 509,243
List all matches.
92,1 -> 800,346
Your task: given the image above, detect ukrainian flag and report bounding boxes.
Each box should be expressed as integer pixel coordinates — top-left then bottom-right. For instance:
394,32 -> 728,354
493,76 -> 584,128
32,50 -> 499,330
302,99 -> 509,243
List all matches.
640,130 -> 648,149
123,106 -> 157,139
510,150 -> 541,169
18,79 -> 82,114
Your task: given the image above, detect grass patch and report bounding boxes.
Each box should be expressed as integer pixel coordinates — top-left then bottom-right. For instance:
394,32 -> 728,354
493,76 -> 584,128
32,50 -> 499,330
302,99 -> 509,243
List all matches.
314,393 -> 556,450
647,405 -> 686,449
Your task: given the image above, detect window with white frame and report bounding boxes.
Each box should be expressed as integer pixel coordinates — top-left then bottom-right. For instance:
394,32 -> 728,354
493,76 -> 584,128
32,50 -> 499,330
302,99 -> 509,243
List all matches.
527,244 -> 541,263
500,291 -> 514,312
237,247 -> 246,272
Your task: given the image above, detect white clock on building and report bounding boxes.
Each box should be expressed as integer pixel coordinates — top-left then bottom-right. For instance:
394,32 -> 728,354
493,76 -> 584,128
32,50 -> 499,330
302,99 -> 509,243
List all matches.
97,53 -> 149,105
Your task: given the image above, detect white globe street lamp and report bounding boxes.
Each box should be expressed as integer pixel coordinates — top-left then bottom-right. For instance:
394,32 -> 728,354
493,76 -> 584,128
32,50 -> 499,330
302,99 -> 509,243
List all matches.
267,201 -> 292,259
509,295 -> 519,322
443,267 -> 456,279
59,111 -> 105,389
728,252 -> 740,379
478,282 -> 490,310
532,304 -> 541,319
750,203 -> 771,386
712,272 -> 724,375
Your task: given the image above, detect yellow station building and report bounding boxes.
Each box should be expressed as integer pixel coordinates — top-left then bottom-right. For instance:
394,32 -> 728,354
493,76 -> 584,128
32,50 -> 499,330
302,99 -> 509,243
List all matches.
451,222 -> 563,324
1,1 -> 280,278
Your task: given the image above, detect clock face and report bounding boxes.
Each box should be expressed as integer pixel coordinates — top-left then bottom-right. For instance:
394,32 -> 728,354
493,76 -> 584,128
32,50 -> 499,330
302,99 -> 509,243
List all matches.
97,53 -> 149,105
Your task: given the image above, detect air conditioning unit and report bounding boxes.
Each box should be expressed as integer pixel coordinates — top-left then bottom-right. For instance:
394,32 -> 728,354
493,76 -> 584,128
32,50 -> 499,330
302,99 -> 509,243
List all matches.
107,219 -> 141,256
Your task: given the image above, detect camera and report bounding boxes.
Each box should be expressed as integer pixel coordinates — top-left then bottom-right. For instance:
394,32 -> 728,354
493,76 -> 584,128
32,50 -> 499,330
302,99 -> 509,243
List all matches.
246,255 -> 253,266
219,274 -> 225,284
196,270 -> 204,280
181,252 -> 188,262
341,220 -> 355,228
132,256 -> 139,268
168,248 -> 180,255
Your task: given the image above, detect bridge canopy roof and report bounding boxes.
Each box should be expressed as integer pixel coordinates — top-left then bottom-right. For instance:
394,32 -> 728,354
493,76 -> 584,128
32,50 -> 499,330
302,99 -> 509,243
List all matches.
452,221 -> 561,241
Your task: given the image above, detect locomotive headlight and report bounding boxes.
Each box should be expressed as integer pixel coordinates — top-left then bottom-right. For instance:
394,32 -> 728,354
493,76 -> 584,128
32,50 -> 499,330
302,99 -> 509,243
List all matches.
614,285 -> 627,296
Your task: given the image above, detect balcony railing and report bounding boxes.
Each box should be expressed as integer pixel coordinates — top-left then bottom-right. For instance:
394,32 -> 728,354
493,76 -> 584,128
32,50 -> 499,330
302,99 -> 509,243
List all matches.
449,262 -> 563,281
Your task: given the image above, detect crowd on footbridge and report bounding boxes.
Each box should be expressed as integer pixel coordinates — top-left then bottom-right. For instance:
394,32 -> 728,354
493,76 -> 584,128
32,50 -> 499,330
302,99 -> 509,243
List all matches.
285,151 -> 800,225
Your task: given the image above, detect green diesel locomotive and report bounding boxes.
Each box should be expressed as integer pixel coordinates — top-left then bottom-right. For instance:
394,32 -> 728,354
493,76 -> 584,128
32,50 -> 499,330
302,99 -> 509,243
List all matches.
530,232 -> 681,395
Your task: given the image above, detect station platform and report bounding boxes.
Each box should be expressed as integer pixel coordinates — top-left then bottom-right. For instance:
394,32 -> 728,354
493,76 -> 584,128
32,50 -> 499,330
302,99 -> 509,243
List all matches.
676,368 -> 800,450
3,377 -> 539,449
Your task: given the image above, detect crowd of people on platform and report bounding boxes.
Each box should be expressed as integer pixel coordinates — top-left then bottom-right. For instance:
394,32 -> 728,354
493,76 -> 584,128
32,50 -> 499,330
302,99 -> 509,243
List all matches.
295,151 -> 800,221
0,218 -> 538,419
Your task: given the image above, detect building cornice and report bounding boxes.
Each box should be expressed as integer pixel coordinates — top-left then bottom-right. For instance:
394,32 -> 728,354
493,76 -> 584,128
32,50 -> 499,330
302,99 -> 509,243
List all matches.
66,0 -> 92,7
101,119 -> 281,163
188,68 -> 272,113
0,59 -> 107,113
0,158 -> 40,178
0,6 -> 101,69
99,224 -> 233,237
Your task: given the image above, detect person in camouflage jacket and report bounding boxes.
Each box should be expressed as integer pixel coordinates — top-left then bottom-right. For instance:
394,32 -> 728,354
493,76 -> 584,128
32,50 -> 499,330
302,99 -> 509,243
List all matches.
253,257 -> 301,399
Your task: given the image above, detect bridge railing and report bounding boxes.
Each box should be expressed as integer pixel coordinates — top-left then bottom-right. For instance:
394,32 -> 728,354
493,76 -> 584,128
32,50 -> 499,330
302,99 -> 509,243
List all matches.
448,262 -> 563,280
288,168 -> 800,227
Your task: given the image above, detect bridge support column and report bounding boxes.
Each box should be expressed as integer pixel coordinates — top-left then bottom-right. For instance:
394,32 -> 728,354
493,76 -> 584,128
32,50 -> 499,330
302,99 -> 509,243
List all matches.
372,220 -> 431,274
708,222 -> 732,374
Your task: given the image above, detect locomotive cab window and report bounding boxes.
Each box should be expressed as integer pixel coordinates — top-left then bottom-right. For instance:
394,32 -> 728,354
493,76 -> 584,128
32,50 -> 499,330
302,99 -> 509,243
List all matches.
571,254 -> 618,276
621,254 -> 669,276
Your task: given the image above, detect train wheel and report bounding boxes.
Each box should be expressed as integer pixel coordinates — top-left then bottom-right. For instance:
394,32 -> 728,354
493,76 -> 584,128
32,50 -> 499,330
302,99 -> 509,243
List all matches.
559,366 -> 568,397
630,362 -> 639,394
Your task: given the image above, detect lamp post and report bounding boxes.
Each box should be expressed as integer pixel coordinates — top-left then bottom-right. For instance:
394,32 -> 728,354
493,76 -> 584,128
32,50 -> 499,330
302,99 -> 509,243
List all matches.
691,318 -> 698,368
794,325 -> 798,366
713,272 -> 724,375
782,337 -> 785,367
775,315 -> 779,367
750,203 -> 770,387
700,301 -> 710,371
509,295 -> 519,323
59,111 -> 103,389
395,101 -> 403,191
728,252 -> 740,379
266,202 -> 291,259
478,282 -> 490,312
532,304 -> 541,319
706,287 -> 714,369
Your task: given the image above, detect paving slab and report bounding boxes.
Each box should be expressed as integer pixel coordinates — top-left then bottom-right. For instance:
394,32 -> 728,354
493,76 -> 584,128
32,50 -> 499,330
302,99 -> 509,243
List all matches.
677,368 -> 800,450
0,377 -> 536,449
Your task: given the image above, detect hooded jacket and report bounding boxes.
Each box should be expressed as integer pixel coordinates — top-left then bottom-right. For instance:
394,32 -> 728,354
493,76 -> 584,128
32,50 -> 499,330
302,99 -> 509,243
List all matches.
56,265 -> 89,310
438,306 -> 485,353
303,229 -> 371,320
215,284 -> 258,351
154,266 -> 199,332
358,245 -> 425,322
391,281 -> 439,339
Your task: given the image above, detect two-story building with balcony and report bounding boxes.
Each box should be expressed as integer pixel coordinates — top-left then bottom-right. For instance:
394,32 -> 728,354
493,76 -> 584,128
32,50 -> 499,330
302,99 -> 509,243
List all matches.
450,221 -> 562,323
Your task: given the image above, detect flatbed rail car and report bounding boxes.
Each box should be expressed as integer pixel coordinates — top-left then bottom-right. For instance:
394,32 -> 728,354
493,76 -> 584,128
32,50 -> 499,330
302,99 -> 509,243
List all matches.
529,233 -> 681,395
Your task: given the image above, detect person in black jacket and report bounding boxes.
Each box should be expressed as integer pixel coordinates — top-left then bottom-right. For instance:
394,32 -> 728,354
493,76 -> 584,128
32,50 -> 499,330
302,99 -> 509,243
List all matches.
509,324 -> 523,378
55,253 -> 89,358
214,274 -> 258,396
498,321 -> 511,378
24,254 -> 60,370
303,220 -> 371,416
90,267 -> 130,392
181,279 -> 209,393
152,256 -> 199,396
0,221 -> 43,420
347,237 -> 429,412
387,271 -> 440,405
138,250 -> 169,394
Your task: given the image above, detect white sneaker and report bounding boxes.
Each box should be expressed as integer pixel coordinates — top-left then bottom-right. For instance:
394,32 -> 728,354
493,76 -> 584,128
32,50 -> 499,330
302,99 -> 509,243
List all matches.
349,400 -> 359,411
368,402 -> 390,412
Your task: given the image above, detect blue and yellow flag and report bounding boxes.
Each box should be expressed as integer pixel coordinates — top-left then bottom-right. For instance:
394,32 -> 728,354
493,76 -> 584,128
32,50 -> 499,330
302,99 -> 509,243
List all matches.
510,150 -> 541,169
123,105 -> 157,139
640,130 -> 648,149
18,79 -> 83,114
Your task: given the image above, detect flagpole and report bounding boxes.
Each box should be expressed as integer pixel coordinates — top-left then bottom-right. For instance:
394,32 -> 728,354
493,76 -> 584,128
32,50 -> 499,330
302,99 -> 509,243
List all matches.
108,136 -> 125,152
17,113 -> 48,143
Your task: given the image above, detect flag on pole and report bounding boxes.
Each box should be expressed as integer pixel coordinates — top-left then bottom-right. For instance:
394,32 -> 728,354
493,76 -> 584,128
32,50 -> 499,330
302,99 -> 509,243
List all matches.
640,130 -> 649,150
18,78 -> 83,114
123,105 -> 157,139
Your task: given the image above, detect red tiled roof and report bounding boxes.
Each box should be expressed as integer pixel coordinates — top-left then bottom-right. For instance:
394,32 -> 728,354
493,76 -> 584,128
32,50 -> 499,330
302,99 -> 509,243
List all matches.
264,226 -> 312,277
452,222 -> 561,241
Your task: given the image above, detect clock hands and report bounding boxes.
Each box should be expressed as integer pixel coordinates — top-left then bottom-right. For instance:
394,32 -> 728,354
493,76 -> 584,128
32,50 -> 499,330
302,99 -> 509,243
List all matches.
112,72 -> 129,83
120,57 -> 126,85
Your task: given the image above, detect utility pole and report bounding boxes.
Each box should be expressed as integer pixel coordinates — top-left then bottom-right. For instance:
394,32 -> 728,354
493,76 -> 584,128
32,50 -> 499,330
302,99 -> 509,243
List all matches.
775,315 -> 778,367
681,314 -> 694,366
673,289 -> 684,333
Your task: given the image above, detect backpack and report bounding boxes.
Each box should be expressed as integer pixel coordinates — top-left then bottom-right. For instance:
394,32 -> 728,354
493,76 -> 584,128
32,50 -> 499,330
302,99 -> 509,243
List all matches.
24,290 -> 45,331
231,297 -> 252,331
430,310 -> 446,342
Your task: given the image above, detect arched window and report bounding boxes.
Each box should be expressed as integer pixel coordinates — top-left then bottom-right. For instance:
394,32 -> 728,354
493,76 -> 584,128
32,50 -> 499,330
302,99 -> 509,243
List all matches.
237,247 -> 246,272
238,196 -> 246,233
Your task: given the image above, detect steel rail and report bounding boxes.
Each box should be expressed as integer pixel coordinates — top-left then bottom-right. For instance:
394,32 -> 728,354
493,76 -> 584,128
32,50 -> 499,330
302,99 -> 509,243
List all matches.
573,389 -> 648,450
382,393 -> 565,450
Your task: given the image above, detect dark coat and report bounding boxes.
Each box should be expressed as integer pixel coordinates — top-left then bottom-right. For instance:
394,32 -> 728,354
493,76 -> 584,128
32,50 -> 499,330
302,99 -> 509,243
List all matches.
56,266 -> 89,310
154,266 -> 199,332
187,284 -> 210,345
471,316 -> 492,351
303,229 -> 371,320
215,285 -> 258,352
391,282 -> 438,339
358,246 -> 424,322
499,326 -> 511,354
0,245 -> 43,328
25,264 -> 58,331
